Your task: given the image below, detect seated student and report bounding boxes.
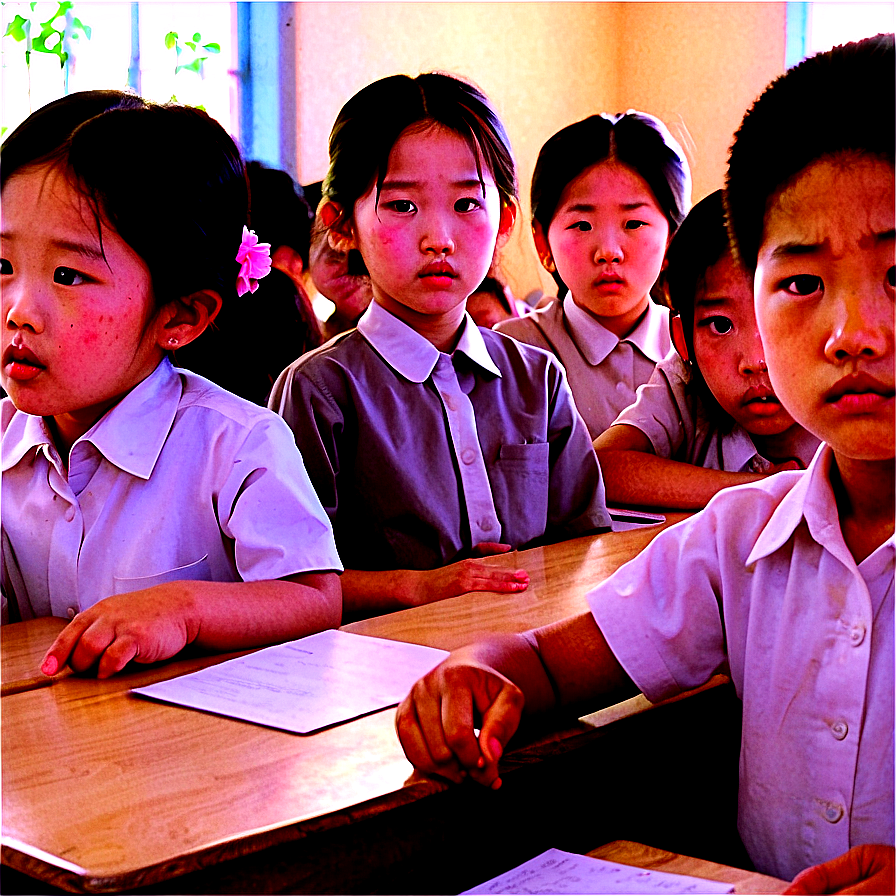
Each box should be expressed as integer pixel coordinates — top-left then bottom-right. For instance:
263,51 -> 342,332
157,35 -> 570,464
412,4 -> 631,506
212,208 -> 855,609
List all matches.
174,161 -> 323,404
594,190 -> 819,509
269,72 -> 610,620
1,91 -> 342,678
494,112 -> 691,439
466,274 -> 521,329
396,34 -> 894,891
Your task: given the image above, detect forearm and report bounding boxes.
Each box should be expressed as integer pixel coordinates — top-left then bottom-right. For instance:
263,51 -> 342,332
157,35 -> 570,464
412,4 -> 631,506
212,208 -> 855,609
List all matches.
340,568 -> 418,619
596,448 -> 765,510
182,572 -> 342,649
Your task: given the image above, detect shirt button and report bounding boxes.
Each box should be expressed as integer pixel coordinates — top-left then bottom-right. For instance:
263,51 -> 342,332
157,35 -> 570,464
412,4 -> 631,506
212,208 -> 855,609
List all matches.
849,623 -> 866,646
615,382 -> 628,393
442,394 -> 456,412
481,519 -> 494,533
461,449 -> 476,465
64,507 -> 76,522
831,721 -> 848,740
67,607 -> 77,619
822,803 -> 844,824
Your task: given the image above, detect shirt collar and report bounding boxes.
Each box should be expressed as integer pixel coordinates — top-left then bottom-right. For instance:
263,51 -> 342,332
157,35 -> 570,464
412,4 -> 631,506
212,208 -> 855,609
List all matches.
720,426 -> 770,473
745,444 -> 853,567
1,359 -> 181,480
358,300 -> 501,382
564,295 -> 669,366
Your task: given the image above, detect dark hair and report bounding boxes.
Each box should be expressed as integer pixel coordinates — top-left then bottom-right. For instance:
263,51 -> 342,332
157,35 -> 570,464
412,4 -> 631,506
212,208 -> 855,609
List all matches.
471,275 -> 515,315
1,90 -> 249,310
726,33 -> 895,272
323,72 -> 518,233
531,111 -> 691,294
660,190 -> 735,432
247,161 -> 314,269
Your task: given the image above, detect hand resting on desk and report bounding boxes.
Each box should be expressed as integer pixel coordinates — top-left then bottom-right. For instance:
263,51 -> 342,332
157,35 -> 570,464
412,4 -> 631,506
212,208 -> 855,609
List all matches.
784,844 -> 895,895
41,573 -> 341,679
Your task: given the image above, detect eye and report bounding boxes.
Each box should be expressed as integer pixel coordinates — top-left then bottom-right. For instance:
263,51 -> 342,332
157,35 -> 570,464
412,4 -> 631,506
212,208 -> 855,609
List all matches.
625,220 -> 648,231
455,197 -> 482,213
780,274 -> 823,297
54,266 -> 89,286
567,221 -> 592,232
384,199 -> 416,214
697,315 -> 734,335
0,258 -> 11,275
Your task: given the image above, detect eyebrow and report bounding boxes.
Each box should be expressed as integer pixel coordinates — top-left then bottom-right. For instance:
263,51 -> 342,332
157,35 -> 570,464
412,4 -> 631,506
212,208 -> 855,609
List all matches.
379,178 -> 485,191
51,238 -> 106,261
563,201 -> 650,213
770,227 -> 896,258
695,296 -> 733,308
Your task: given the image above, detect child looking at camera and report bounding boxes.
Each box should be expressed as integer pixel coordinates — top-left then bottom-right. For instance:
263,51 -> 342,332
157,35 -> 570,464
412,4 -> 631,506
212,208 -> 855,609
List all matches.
595,190 -> 819,509
495,112 -> 690,438
397,35 -> 894,890
269,73 -> 609,620
1,91 -> 342,679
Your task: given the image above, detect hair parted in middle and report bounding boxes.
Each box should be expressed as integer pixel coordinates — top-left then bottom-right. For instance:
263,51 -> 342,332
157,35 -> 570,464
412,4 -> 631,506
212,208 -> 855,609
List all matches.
531,111 -> 692,295
322,71 -> 519,230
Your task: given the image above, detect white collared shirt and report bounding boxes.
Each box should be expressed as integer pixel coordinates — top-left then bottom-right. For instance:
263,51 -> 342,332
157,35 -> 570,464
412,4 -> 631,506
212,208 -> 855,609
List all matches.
1,359 -> 341,622
495,296 -> 670,438
588,445 -> 894,879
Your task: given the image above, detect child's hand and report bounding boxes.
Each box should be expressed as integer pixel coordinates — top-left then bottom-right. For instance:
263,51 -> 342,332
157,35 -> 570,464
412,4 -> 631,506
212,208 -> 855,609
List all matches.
41,584 -> 200,679
767,458 -> 804,474
395,654 -> 525,789
784,845 -> 895,894
412,551 -> 529,606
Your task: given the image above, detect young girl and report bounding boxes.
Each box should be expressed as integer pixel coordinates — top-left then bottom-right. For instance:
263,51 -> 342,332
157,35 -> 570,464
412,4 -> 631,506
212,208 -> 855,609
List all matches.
494,112 -> 691,438
1,91 -> 342,679
594,190 -> 819,510
268,73 -> 610,620
397,33 -> 894,890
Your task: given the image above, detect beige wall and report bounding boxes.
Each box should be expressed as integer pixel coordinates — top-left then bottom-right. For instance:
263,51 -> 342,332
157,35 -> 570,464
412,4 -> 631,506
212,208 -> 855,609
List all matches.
291,2 -> 787,298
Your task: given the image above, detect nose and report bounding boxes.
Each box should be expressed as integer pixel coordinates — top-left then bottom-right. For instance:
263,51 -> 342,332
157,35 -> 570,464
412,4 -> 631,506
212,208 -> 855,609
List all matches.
592,227 -> 623,265
738,330 -> 768,376
420,211 -> 455,256
3,278 -> 44,335
824,289 -> 890,365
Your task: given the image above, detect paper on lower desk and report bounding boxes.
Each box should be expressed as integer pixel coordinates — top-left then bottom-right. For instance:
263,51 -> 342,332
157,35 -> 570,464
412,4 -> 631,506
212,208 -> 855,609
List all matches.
462,849 -> 735,895
133,629 -> 448,734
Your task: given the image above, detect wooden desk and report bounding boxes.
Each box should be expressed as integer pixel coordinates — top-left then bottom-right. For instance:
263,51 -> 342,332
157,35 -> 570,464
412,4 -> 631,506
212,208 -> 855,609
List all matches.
2,514 -> 743,895
589,841 -> 788,895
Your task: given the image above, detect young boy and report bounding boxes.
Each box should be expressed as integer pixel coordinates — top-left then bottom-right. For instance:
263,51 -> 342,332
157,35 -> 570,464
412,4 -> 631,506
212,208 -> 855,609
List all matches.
396,35 -> 894,890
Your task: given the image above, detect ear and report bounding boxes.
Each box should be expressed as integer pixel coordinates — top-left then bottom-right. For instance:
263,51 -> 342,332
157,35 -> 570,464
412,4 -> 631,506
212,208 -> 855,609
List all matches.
531,221 -> 556,273
156,289 -> 223,351
319,200 -> 355,254
272,245 -> 305,283
496,201 -> 517,248
670,312 -> 690,363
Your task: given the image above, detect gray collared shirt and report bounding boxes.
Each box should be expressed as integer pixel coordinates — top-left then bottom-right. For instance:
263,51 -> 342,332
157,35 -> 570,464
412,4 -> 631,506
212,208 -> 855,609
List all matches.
269,302 -> 610,571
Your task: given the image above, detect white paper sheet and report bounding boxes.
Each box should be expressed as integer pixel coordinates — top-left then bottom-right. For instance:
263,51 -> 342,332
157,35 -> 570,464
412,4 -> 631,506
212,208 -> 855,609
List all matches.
462,849 -> 735,895
132,629 -> 448,734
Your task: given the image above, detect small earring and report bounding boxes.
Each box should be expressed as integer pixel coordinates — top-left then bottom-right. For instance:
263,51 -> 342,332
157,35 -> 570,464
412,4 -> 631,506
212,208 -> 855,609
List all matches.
541,255 -> 556,273
167,337 -> 179,347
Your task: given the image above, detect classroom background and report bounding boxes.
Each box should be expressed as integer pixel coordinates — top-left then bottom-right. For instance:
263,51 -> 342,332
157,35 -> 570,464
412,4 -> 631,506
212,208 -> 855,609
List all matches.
2,0 -> 892,310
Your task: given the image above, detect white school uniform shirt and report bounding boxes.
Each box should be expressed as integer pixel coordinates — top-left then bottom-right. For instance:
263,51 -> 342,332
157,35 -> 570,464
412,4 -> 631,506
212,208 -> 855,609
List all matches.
588,445 -> 894,880
1,359 -> 341,623
495,295 -> 670,439
612,350 -> 820,470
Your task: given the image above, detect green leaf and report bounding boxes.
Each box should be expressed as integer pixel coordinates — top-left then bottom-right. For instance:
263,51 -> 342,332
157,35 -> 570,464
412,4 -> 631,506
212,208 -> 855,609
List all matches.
175,58 -> 203,74
4,14 -> 29,42
202,42 -> 220,53
192,31 -> 200,41
72,18 -> 92,40
164,31 -> 177,50
185,40 -> 196,51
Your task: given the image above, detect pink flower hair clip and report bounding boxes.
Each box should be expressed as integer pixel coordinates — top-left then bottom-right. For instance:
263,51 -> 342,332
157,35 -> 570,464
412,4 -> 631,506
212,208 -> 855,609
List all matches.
235,226 -> 272,297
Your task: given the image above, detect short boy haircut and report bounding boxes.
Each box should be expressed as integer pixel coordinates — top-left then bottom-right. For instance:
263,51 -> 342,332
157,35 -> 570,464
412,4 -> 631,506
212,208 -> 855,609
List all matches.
726,32 -> 895,271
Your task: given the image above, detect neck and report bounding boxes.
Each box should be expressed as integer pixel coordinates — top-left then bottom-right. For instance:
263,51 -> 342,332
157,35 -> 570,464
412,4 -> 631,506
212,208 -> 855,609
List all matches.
753,423 -> 811,462
374,295 -> 466,353
571,294 -> 649,339
831,453 -> 895,563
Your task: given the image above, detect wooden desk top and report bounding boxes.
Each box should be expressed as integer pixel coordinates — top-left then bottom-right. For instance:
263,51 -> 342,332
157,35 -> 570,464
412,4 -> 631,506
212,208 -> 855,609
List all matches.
590,840 -> 789,895
2,515 -> 692,893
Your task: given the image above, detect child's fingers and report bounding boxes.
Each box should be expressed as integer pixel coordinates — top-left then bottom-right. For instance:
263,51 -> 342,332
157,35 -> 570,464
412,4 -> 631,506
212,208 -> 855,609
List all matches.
41,614 -> 92,676
470,542 -> 513,557
96,637 -> 140,679
395,692 -> 467,784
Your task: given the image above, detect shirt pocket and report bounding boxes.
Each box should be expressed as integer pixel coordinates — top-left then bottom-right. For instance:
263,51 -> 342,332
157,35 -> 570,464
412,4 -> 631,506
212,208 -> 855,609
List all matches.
113,555 -> 212,596
489,442 -> 550,546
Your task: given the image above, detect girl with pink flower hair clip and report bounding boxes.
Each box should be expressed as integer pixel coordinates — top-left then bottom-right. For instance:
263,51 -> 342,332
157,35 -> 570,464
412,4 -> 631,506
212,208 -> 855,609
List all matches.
1,91 -> 343,678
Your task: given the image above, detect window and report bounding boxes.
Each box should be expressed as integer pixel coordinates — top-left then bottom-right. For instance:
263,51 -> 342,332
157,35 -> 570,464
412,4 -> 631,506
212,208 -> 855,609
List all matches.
1,2 -> 238,138
786,1 -> 894,68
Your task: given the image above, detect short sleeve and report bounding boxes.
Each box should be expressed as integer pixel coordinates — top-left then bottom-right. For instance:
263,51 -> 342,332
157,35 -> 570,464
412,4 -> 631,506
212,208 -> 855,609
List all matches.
216,410 -> 342,580
611,351 -> 692,459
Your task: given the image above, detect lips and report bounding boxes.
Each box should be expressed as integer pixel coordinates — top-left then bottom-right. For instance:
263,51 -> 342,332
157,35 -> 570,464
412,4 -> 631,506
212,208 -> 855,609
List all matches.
419,261 -> 457,279
741,384 -> 781,407
2,344 -> 46,382
825,372 -> 894,412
